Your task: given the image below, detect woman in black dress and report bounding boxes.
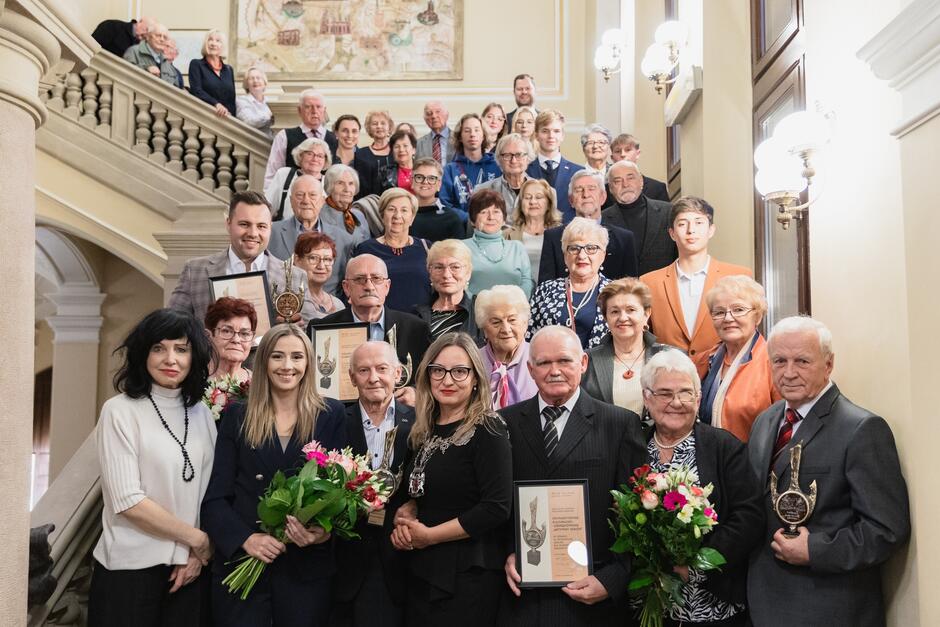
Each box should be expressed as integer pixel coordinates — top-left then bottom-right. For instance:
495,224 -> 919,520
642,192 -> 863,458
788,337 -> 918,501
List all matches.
391,332 -> 512,626
201,324 -> 346,627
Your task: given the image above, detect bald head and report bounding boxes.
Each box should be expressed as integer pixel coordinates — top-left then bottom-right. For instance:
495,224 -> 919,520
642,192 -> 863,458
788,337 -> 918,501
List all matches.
345,253 -> 388,279
530,326 -> 584,360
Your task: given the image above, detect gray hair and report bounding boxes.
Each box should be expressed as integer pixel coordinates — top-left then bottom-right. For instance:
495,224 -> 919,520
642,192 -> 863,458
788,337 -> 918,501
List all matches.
568,169 -> 605,197
323,164 -> 360,196
349,340 -> 400,373
290,137 -> 333,170
768,316 -> 834,358
561,216 -> 610,250
640,349 -> 700,395
298,89 -> 326,106
580,123 -> 613,148
606,159 -> 641,183
528,325 -> 584,361
495,133 -> 535,162
345,253 -> 388,278
474,284 -> 531,327
288,173 -> 323,198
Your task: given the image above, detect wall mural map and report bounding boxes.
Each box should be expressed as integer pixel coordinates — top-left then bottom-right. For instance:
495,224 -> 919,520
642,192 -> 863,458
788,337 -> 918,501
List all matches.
231,0 -> 463,80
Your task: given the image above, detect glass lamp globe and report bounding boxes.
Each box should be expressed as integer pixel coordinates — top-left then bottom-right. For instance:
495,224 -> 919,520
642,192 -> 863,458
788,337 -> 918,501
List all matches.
641,43 -> 673,78
753,137 -> 785,169
774,110 -> 830,153
594,46 -> 618,71
755,156 -> 808,196
654,20 -> 688,47
601,28 -> 624,48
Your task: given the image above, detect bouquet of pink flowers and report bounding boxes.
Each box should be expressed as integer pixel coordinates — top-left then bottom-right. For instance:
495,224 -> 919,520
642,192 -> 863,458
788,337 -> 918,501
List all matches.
223,440 -> 391,600
610,464 -> 726,627
202,375 -> 250,421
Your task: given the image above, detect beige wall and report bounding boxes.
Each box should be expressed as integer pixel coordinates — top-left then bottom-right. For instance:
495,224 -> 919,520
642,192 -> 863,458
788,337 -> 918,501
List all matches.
627,0 -> 667,182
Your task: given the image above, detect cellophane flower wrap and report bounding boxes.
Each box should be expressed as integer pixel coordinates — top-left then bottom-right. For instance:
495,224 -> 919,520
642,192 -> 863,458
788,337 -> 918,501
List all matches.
202,375 -> 250,421
610,464 -> 726,627
223,440 -> 391,600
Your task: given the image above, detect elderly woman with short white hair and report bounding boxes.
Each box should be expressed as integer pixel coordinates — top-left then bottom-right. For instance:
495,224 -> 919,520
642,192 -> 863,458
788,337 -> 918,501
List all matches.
528,217 -> 611,349
475,133 -> 535,221
413,239 -> 482,342
264,137 -> 333,221
581,123 -> 613,175
321,164 -> 371,243
640,349 -> 763,626
475,285 -> 538,409
235,66 -> 273,138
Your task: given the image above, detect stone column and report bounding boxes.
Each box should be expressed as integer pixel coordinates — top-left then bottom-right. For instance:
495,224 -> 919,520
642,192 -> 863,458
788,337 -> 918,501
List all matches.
0,9 -> 60,625
154,200 -> 230,304
45,285 -> 105,481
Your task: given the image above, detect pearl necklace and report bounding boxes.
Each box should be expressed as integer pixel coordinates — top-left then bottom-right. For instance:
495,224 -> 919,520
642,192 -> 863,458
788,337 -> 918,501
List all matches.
653,427 -> 694,450
476,237 -> 507,264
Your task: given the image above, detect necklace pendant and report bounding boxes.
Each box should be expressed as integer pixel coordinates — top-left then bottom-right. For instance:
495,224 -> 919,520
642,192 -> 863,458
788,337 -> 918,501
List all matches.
622,369 -> 634,380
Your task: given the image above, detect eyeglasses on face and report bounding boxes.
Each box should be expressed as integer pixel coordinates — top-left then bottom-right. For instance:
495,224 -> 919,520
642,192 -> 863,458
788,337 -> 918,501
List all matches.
585,140 -> 609,147
429,263 -> 464,275
214,326 -> 254,342
427,364 -> 472,382
645,389 -> 697,404
348,275 -> 389,286
499,152 -> 528,161
303,254 -> 334,266
709,306 -> 753,321
413,174 -> 440,184
565,244 -> 602,256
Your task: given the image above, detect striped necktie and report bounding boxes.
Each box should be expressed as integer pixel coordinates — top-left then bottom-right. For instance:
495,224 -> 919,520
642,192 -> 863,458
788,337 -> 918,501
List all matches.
433,134 -> 442,163
542,405 -> 564,458
771,408 -> 801,466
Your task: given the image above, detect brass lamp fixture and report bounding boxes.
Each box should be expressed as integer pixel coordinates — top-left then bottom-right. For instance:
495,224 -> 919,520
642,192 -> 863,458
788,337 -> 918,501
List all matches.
640,21 -> 688,93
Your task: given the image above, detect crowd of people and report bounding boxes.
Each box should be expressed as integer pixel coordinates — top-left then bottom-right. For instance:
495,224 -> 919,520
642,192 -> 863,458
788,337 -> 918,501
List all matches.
86,21 -> 912,627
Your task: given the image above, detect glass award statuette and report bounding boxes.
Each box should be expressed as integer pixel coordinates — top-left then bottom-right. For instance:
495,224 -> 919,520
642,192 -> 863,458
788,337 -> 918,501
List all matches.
373,426 -> 402,495
770,442 -> 817,538
522,496 -> 547,566
271,255 -> 305,318
386,324 -> 412,389
316,335 -> 337,389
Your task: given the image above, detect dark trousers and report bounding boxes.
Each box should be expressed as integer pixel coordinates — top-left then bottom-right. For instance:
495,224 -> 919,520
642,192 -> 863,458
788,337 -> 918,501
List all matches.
211,561 -> 332,627
665,611 -> 748,627
88,561 -> 205,627
330,558 -> 404,627
407,567 -> 502,627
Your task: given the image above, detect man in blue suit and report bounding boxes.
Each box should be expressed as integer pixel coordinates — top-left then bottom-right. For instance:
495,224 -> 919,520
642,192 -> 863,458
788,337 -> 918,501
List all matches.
525,109 -> 584,223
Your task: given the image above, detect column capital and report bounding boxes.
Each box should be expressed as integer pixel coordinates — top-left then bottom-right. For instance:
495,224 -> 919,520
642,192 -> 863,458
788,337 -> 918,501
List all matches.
44,284 -> 106,343
0,10 -> 61,127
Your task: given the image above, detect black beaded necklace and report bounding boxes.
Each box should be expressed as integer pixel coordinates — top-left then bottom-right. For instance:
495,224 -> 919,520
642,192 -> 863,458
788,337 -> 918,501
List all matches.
148,393 -> 195,482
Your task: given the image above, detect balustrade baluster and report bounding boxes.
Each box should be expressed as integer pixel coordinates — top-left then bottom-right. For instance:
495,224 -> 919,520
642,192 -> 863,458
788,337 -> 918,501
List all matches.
215,140 -> 234,199
165,114 -> 184,174
79,69 -> 99,129
233,149 -> 249,193
96,77 -> 113,137
132,97 -> 153,157
149,106 -> 168,165
198,130 -> 217,190
64,72 -> 82,119
182,121 -> 200,183
47,74 -> 66,111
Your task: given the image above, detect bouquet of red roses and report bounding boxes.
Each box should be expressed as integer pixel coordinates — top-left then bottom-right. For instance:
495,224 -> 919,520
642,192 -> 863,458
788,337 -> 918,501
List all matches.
223,440 -> 390,600
202,375 -> 250,421
610,464 -> 726,627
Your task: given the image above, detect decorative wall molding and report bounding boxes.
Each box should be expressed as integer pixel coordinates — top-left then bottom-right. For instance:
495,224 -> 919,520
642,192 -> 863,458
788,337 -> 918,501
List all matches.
857,0 -> 940,137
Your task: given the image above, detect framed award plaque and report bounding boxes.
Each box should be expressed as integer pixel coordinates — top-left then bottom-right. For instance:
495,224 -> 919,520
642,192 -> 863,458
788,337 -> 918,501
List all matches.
208,270 -> 275,344
309,322 -> 369,402
513,479 -> 593,587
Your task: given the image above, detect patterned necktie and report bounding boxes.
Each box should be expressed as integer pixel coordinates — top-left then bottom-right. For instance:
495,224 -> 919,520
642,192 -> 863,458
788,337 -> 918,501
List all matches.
433,134 -> 442,164
542,405 -> 564,458
771,408 -> 801,464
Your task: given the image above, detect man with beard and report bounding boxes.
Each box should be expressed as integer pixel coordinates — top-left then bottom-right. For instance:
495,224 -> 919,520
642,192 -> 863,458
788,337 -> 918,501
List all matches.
506,74 -> 537,129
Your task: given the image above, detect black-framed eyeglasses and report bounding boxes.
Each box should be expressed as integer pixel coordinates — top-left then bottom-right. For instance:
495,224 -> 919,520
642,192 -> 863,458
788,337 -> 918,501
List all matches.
499,152 -> 528,161
565,244 -> 602,256
413,174 -> 440,184
645,389 -> 697,404
214,326 -> 254,342
349,275 -> 389,286
709,306 -> 753,321
427,364 -> 472,382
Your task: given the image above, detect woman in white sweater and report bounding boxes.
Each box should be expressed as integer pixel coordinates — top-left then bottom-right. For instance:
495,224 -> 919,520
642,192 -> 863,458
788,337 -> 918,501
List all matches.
88,308 -> 217,627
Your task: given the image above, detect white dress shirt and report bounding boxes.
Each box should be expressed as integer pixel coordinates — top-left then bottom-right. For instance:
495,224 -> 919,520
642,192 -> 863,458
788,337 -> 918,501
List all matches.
226,246 -> 270,275
537,154 -> 561,171
264,122 -> 328,187
360,401 -> 397,470
537,387 -> 581,439
675,257 -> 710,335
779,380 -> 834,438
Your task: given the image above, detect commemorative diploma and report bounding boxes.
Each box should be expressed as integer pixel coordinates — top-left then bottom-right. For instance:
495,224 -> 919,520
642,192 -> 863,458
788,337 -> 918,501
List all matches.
770,442 -> 817,537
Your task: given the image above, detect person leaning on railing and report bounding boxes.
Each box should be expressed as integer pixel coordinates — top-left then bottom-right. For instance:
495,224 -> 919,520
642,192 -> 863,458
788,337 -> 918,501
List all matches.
88,308 -> 216,627
188,29 -> 236,118
123,23 -> 178,86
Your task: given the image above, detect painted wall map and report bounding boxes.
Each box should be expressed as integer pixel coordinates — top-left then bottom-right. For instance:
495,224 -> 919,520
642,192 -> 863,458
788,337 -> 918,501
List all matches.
230,0 -> 463,80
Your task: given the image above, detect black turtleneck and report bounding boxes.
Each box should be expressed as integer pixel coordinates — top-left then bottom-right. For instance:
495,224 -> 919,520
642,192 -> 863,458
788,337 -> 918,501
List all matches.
616,195 -> 648,253
411,203 -> 466,243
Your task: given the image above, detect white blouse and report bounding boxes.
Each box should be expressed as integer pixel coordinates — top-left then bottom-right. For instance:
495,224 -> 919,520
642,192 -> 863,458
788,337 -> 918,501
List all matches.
236,94 -> 274,138
93,384 -> 216,570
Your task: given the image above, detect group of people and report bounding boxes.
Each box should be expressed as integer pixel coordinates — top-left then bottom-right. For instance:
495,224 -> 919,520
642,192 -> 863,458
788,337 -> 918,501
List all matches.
86,57 -> 911,627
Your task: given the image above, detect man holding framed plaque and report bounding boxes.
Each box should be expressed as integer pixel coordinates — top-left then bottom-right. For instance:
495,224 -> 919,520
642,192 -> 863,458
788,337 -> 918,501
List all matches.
747,317 -> 910,627
498,325 -> 646,626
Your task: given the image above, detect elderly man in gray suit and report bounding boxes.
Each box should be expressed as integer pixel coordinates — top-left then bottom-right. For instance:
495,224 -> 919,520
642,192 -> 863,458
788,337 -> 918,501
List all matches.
746,316 -> 910,627
168,191 -> 306,326
416,100 -> 454,165
268,174 -> 353,297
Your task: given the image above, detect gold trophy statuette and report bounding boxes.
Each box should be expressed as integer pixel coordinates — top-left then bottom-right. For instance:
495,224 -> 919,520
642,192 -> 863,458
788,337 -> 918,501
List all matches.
522,497 -> 547,566
316,336 -> 337,389
271,255 -> 305,318
373,426 -> 402,495
386,324 -> 412,389
770,442 -> 817,538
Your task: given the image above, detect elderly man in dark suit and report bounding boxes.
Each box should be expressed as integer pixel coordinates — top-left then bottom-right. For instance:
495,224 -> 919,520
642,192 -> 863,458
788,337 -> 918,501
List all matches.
538,170 -> 638,283
499,325 -> 646,626
167,191 -> 306,327
331,341 -> 413,627
307,254 -> 430,406
610,134 -> 669,202
747,316 -> 911,627
416,100 -> 454,166
601,160 -> 677,275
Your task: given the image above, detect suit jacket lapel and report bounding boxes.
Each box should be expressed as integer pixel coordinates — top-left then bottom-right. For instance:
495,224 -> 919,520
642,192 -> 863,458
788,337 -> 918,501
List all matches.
771,386 -> 837,483
207,249 -> 228,277
519,398 -> 550,470
550,394 -> 593,471
592,341 -> 615,404
660,265 -> 690,341
754,405 -> 782,487
346,404 -> 369,456
392,402 -> 412,473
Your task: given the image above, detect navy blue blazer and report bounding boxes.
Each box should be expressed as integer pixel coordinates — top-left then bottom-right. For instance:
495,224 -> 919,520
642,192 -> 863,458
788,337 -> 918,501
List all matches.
537,219 -> 639,283
201,398 -> 346,575
188,57 -> 236,116
526,157 -> 584,223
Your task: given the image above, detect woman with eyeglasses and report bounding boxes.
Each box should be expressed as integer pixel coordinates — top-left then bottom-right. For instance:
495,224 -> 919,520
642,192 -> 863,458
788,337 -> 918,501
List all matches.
580,124 -> 613,175
528,217 -> 611,350
354,187 -> 432,314
264,137 -> 333,221
390,332 -> 512,626
475,134 -> 534,224
463,189 -> 533,298
294,232 -> 345,321
410,158 -> 466,243
640,350 -> 763,627
697,275 -> 780,443
504,178 -> 562,281
413,239 -> 482,342
205,297 -> 257,384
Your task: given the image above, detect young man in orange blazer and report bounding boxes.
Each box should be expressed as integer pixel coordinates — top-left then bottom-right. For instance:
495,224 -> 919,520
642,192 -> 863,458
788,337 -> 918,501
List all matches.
640,197 -> 752,372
